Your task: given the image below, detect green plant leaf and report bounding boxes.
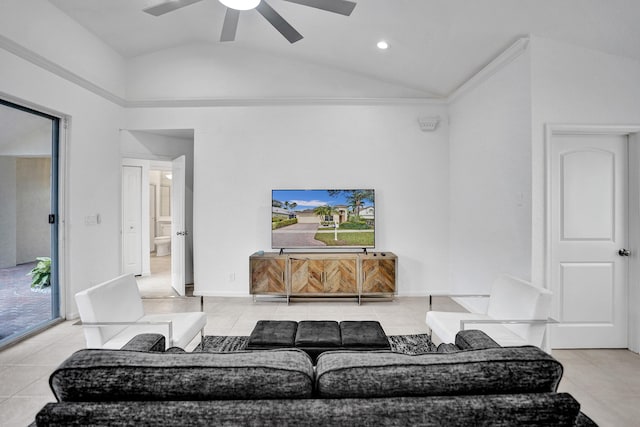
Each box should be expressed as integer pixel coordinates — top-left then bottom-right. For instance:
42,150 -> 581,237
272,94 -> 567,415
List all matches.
28,256 -> 52,288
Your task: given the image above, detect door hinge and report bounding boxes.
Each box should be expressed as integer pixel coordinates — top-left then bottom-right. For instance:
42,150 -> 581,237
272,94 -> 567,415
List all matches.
48,214 -> 56,224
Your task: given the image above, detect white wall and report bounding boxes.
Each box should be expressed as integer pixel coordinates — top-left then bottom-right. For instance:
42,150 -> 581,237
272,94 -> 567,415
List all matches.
447,49 -> 533,294
125,103 -> 450,296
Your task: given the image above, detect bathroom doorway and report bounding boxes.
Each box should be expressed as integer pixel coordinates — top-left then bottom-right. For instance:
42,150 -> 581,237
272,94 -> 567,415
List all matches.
136,163 -> 174,297
120,129 -> 194,298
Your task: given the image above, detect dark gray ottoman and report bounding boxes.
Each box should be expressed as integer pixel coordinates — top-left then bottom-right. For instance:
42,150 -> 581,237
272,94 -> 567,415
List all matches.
246,320 -> 390,363
246,320 -> 298,350
295,321 -> 342,362
340,321 -> 390,351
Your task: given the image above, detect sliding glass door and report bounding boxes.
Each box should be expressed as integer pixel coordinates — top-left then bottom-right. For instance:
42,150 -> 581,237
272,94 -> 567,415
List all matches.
0,99 -> 60,348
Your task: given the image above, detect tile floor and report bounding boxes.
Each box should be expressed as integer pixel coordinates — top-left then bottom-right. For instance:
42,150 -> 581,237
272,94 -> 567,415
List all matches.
1,296 -> 639,426
136,252 -> 177,298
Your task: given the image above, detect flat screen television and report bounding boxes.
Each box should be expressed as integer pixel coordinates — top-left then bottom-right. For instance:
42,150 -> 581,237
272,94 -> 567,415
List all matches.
272,189 -> 375,249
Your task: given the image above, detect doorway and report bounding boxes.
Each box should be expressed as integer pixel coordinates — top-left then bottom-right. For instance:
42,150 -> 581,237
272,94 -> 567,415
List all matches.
138,163 -> 175,297
546,125 -> 640,350
0,98 -> 60,348
120,129 -> 194,298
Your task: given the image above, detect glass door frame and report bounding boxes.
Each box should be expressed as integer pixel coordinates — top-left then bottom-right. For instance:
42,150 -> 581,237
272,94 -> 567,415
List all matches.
0,98 -> 61,347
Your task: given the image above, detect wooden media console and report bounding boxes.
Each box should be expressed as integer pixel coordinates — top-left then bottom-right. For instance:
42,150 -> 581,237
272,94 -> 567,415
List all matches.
249,252 -> 397,304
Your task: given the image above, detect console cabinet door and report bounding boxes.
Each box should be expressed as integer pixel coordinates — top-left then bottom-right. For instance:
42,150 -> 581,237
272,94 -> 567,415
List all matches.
290,258 -> 323,293
361,257 -> 396,294
324,259 -> 357,293
290,258 -> 305,293
250,257 -> 286,295
291,257 -> 357,294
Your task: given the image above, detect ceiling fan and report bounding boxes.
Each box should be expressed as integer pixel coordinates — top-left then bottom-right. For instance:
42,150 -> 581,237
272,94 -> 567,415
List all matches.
143,0 -> 357,44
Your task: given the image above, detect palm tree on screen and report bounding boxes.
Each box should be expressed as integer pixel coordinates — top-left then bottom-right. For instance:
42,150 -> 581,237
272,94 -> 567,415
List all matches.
313,205 -> 337,223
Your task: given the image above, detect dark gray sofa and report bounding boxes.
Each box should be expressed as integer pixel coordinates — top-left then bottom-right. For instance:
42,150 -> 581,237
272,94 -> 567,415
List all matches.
33,330 -> 597,426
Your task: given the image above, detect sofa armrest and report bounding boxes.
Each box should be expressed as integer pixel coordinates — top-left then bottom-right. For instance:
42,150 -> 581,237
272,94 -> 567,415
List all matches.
459,317 -> 558,330
427,293 -> 490,311
575,411 -> 599,427
82,320 -> 174,346
120,334 -> 166,352
454,330 -> 501,350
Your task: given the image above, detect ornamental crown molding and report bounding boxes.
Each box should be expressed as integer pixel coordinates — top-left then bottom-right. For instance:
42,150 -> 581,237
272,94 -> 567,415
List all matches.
447,37 -> 530,104
0,34 -> 127,106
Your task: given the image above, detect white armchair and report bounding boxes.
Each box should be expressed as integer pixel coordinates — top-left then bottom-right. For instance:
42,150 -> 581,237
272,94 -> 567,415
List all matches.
426,275 -> 554,348
75,274 -> 207,350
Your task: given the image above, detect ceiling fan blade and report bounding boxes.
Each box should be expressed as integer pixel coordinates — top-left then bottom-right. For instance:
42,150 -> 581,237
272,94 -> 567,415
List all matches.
143,0 -> 204,17
256,1 -> 303,44
283,0 -> 356,16
220,8 -> 240,42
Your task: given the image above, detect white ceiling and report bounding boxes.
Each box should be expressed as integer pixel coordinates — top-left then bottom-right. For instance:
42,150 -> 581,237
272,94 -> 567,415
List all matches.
44,0 -> 640,97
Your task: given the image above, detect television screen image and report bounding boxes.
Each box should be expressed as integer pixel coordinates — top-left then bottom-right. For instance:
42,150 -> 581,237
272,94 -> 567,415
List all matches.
272,189 -> 375,249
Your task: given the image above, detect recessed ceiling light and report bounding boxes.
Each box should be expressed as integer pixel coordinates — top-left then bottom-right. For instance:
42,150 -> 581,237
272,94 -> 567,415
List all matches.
377,40 -> 389,50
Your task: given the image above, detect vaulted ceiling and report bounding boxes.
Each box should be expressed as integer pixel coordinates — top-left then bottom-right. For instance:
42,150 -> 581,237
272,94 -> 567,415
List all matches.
48,0 -> 640,98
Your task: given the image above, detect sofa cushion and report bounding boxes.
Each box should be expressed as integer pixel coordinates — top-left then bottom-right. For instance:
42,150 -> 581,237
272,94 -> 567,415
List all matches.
50,348 -> 314,402
315,346 -> 563,398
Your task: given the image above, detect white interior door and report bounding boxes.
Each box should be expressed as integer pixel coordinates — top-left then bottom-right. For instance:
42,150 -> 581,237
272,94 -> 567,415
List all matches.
550,134 -> 628,348
149,184 -> 156,250
171,155 -> 186,296
122,165 -> 142,275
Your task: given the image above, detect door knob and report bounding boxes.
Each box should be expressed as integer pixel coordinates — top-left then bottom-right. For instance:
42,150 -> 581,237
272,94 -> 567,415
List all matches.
618,248 -> 631,256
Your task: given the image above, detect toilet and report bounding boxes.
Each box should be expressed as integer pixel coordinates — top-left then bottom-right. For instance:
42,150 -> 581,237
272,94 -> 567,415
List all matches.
154,236 -> 171,256
154,222 -> 172,256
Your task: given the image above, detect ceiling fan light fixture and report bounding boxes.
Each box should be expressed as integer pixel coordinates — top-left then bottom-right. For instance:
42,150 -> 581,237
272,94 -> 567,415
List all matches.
219,0 -> 260,10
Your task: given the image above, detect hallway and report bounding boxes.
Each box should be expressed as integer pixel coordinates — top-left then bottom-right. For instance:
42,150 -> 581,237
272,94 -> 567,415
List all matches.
135,253 -> 178,298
